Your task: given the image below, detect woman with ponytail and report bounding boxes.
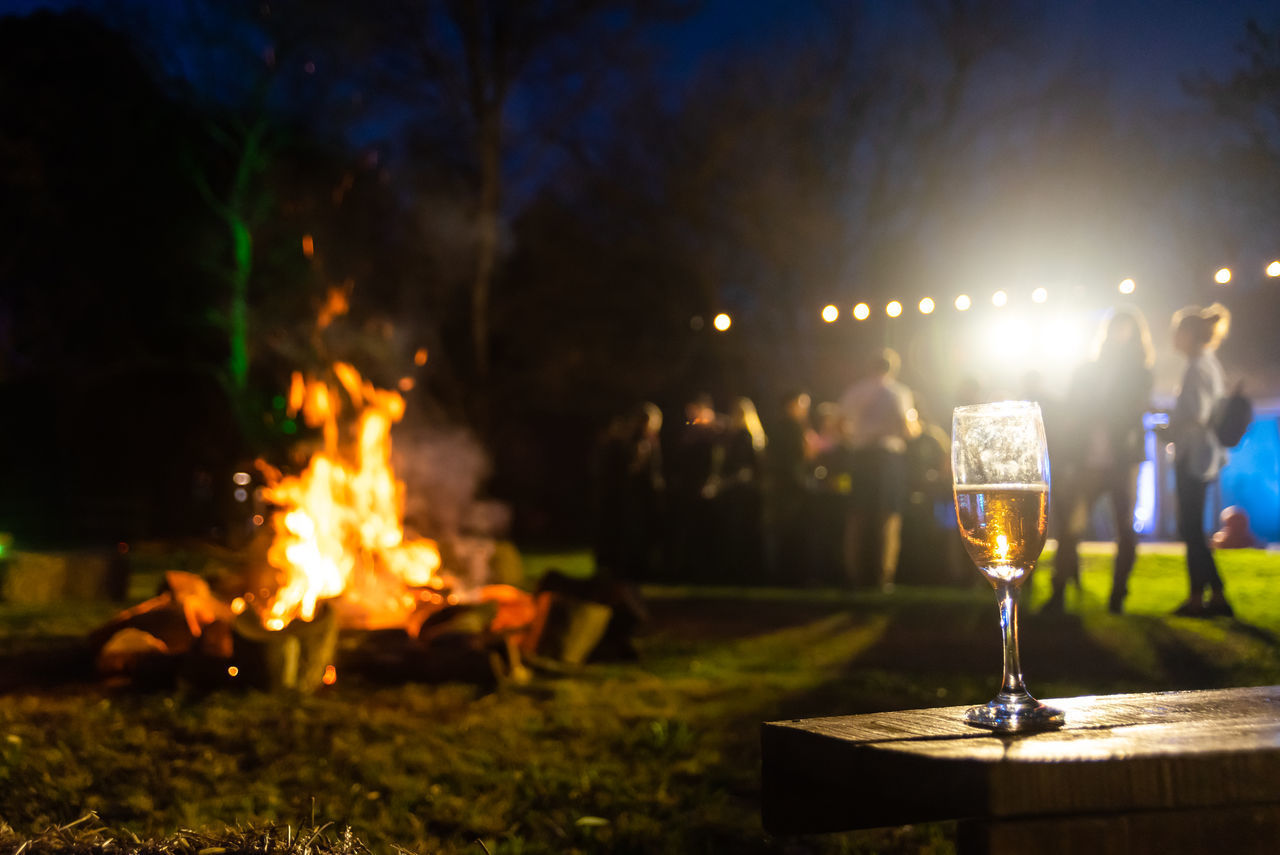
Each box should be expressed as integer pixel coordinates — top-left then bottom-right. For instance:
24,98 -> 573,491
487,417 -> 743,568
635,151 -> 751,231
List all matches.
1169,303 -> 1233,617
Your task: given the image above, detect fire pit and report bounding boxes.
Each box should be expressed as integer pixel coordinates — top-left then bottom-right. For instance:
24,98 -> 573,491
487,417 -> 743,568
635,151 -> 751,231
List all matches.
89,357 -> 550,691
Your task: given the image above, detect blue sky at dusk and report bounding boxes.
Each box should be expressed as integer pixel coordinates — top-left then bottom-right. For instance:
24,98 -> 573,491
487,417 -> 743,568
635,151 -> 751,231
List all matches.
4,0 -> 1274,104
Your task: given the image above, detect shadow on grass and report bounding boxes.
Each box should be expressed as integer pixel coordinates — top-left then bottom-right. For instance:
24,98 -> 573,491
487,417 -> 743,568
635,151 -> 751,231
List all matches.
674,588 -> 1280,853
1222,617 -> 1280,649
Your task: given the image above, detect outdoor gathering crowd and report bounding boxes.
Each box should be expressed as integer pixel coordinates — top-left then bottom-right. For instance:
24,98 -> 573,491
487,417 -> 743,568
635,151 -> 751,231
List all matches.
591,301 -> 1247,618
591,349 -> 961,593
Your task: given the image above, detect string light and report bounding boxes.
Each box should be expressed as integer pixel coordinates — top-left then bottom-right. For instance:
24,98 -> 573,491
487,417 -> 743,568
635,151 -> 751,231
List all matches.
713,313 -> 732,331
804,255 -> 1280,321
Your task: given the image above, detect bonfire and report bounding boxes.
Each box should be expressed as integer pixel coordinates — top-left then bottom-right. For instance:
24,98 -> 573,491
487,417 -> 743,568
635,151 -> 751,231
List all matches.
89,291 -> 546,691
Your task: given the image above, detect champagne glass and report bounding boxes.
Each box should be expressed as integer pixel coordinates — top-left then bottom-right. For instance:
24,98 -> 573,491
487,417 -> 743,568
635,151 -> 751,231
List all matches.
952,401 -> 1064,732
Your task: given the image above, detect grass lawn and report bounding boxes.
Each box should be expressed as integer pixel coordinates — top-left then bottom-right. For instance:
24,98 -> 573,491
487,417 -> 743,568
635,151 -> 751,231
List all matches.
2,544 -> 1279,853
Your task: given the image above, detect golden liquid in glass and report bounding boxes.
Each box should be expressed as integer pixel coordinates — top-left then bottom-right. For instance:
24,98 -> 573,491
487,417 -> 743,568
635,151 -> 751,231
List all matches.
954,484 -> 1049,585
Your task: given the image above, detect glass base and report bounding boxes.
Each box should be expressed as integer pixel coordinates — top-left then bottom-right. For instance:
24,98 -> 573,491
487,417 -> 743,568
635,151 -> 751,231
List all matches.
964,692 -> 1065,733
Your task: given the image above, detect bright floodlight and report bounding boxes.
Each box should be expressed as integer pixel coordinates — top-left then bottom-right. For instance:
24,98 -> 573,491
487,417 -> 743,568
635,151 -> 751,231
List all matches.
1031,287 -> 1048,304
954,294 -> 971,311
822,304 -> 839,323
1119,278 -> 1136,294
992,290 -> 1008,308
713,312 -> 732,331
918,297 -> 935,314
885,300 -> 903,318
987,317 -> 1030,361
1037,318 -> 1084,366
1214,267 -> 1232,285
853,302 -> 870,320
1267,261 -> 1280,277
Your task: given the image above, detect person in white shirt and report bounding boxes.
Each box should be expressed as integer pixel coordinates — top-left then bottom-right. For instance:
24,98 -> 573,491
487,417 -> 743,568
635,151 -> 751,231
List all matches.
838,348 -> 920,590
1168,303 -> 1232,617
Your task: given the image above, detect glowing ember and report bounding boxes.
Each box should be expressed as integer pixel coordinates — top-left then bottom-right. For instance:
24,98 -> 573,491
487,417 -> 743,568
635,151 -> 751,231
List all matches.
254,362 -> 443,630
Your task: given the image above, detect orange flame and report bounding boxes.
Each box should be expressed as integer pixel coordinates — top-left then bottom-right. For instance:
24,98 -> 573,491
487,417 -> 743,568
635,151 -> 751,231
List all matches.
256,364 -> 442,630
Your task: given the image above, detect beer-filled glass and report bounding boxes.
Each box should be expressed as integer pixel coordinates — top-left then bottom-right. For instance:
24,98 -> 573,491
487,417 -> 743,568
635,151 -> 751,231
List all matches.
952,401 -> 1064,731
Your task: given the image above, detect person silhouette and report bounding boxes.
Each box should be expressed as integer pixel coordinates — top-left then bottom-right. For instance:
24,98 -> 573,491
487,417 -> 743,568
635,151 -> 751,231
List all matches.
839,348 -> 919,591
1168,303 -> 1233,617
769,390 -> 819,584
663,393 -> 719,581
708,396 -> 768,582
1043,307 -> 1155,615
592,402 -> 665,582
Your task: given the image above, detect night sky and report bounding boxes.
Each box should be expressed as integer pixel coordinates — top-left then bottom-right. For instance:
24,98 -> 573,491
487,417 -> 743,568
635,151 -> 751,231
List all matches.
4,1 -> 1278,397
8,0 -> 1274,106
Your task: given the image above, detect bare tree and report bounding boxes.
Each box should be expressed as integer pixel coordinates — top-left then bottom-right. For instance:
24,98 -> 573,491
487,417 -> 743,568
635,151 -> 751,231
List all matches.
363,0 -> 693,392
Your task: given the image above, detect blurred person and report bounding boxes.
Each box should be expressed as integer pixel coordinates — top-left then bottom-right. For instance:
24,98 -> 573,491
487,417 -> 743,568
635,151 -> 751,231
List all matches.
591,402 -> 665,582
811,401 -> 847,458
1168,303 -> 1233,617
769,390 -> 820,584
896,407 -> 960,585
839,348 -> 919,591
1043,307 -> 1155,615
809,401 -> 855,584
707,396 -> 769,582
663,393 -> 720,581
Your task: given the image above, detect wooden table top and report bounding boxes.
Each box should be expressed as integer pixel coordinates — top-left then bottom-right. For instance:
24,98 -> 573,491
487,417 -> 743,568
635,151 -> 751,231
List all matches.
761,685 -> 1280,834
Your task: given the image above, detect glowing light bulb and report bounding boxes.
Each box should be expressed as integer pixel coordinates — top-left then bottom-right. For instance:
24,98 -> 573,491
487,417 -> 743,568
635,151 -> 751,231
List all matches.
1214,267 -> 1232,285
992,290 -> 1008,308
954,294 -> 971,311
885,301 -> 902,318
918,297 -> 935,314
713,313 -> 732,331
822,304 -> 839,323
1119,278 -> 1136,294
853,302 -> 870,320
1031,287 -> 1048,304
1267,261 -> 1280,278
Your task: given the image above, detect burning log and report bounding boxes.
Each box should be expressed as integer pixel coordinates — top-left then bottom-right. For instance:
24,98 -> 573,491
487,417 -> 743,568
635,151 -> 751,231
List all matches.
524,570 -> 647,665
231,602 -> 339,693
405,586 -> 536,685
523,592 -> 613,667
89,570 -> 235,683
94,627 -> 173,686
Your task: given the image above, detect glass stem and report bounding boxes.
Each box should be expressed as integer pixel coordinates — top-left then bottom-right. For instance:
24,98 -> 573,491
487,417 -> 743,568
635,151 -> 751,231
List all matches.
996,582 -> 1028,699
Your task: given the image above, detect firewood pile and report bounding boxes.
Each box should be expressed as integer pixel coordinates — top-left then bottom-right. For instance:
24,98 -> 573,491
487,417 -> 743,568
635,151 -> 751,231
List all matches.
86,562 -> 646,694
